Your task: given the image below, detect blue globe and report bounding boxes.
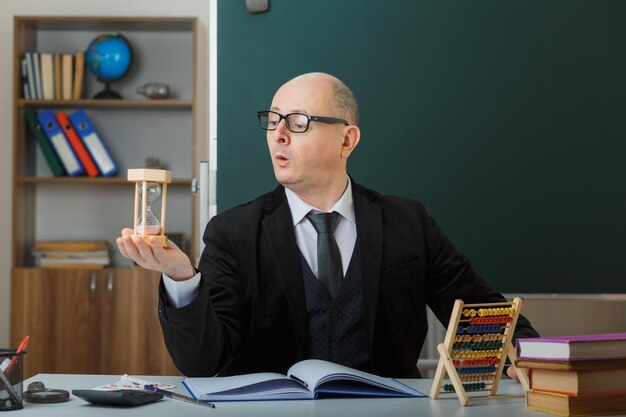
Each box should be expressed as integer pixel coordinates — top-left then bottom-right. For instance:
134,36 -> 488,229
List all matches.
86,34 -> 132,82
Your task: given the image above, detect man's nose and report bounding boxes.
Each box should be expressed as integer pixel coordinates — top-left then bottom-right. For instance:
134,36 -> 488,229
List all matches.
272,118 -> 291,144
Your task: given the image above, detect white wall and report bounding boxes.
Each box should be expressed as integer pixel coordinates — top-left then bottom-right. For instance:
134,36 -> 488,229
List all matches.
0,0 -> 213,348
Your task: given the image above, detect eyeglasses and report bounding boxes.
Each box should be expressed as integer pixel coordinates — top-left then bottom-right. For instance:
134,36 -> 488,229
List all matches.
257,110 -> 349,133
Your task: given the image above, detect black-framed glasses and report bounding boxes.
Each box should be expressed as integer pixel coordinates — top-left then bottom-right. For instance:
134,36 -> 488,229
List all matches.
257,110 -> 349,133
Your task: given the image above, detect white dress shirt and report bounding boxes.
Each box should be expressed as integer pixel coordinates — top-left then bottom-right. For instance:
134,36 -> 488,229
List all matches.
163,177 -> 357,308
284,177 -> 357,278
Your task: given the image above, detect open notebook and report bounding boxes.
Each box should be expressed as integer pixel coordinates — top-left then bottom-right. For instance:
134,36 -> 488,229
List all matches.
183,359 -> 426,402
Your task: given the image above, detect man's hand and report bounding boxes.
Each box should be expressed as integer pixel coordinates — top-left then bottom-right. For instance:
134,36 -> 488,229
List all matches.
116,228 -> 196,281
507,365 -> 520,381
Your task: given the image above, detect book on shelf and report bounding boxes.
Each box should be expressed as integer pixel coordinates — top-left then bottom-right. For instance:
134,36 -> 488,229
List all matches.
32,52 -> 43,100
21,50 -> 87,100
56,111 -> 99,177
183,359 -> 425,402
31,108 -> 118,177
72,51 -> 85,100
61,54 -> 73,100
39,250 -> 109,258
33,240 -> 108,252
21,57 -> 31,100
40,53 -> 54,100
517,333 -> 626,361
40,257 -> 109,267
526,389 -> 626,416
54,54 -> 62,100
69,109 -> 119,177
33,240 -> 110,268
24,52 -> 38,100
36,109 -> 84,176
24,110 -> 66,176
40,263 -> 106,269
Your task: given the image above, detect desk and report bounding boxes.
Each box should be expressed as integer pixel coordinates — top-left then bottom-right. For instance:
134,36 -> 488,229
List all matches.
7,374 -> 618,417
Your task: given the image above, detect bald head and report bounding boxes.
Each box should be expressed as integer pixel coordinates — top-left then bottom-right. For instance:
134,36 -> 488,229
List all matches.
282,72 -> 359,126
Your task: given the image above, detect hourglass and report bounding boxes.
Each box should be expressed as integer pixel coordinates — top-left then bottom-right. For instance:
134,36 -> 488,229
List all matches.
128,168 -> 171,246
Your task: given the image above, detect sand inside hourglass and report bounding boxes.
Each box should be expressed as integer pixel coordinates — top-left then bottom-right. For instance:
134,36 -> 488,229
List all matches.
136,224 -> 161,235
135,182 -> 162,235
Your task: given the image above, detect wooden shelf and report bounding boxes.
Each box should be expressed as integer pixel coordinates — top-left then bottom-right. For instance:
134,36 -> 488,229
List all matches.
17,99 -> 192,108
17,16 -> 195,32
15,176 -> 193,185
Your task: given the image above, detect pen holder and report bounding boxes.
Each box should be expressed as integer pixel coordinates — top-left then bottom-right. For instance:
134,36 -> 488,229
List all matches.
0,350 -> 26,411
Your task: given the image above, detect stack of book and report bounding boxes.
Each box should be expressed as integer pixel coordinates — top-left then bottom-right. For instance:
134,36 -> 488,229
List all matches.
33,240 -> 110,269
516,333 -> 626,416
21,51 -> 85,100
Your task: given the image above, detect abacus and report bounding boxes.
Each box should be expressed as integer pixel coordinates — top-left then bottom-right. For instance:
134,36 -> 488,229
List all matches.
429,297 -> 530,406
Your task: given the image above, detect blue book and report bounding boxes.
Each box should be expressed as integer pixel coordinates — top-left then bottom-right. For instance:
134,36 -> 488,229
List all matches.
69,109 -> 118,177
36,109 -> 84,176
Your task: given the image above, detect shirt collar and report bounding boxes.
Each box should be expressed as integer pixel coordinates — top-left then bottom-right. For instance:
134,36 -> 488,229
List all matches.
285,176 -> 356,226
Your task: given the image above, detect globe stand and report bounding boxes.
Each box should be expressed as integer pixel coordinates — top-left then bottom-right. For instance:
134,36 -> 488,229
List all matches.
93,81 -> 122,99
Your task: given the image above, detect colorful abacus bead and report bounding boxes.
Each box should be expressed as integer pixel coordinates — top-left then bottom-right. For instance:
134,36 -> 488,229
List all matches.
462,382 -> 486,391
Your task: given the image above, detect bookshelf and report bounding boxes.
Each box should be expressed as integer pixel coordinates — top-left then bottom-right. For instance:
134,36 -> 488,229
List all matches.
10,16 -> 202,377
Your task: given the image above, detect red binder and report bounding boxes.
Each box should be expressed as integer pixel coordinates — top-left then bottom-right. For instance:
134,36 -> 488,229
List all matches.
55,111 -> 99,177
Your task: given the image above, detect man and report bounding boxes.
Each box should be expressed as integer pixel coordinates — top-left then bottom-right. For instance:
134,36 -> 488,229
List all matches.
117,72 -> 538,378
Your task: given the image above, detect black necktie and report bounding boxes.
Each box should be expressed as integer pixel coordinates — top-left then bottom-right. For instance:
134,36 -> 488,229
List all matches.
306,211 -> 342,299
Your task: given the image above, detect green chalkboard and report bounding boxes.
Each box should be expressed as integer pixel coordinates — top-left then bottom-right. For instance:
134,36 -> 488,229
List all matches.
217,1 -> 626,293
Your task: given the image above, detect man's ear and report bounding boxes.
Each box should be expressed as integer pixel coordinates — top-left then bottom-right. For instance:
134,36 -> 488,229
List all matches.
340,125 -> 361,159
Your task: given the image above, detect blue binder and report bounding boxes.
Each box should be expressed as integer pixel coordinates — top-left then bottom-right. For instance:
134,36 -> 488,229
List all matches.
69,109 -> 118,177
36,109 -> 84,176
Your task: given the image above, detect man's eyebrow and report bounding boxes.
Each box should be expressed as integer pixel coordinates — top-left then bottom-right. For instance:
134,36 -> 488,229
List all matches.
270,106 -> 310,115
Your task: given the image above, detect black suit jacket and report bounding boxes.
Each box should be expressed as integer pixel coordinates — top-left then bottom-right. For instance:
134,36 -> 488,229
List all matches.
158,181 -> 538,377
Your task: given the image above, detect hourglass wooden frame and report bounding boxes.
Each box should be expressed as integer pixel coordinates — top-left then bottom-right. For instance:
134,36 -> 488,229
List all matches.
128,168 -> 171,246
429,297 -> 530,406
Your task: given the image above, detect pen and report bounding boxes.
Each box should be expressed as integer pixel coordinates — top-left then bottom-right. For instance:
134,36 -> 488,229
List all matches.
4,336 -> 29,376
290,374 -> 309,388
144,384 -> 216,409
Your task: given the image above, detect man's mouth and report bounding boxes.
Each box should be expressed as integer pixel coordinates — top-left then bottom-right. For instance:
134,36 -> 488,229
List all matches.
275,153 -> 289,166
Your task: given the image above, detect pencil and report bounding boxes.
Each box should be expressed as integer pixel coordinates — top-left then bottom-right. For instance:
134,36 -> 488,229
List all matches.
143,384 -> 215,409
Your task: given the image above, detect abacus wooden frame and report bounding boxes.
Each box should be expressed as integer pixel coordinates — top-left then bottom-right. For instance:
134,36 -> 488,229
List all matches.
429,297 -> 530,406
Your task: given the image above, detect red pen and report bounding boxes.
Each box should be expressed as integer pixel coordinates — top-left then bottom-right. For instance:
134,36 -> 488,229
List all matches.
3,335 -> 29,376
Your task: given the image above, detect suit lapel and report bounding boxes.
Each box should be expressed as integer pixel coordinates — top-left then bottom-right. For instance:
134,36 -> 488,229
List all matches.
259,183 -> 384,360
261,187 -> 307,358
353,185 -> 383,354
